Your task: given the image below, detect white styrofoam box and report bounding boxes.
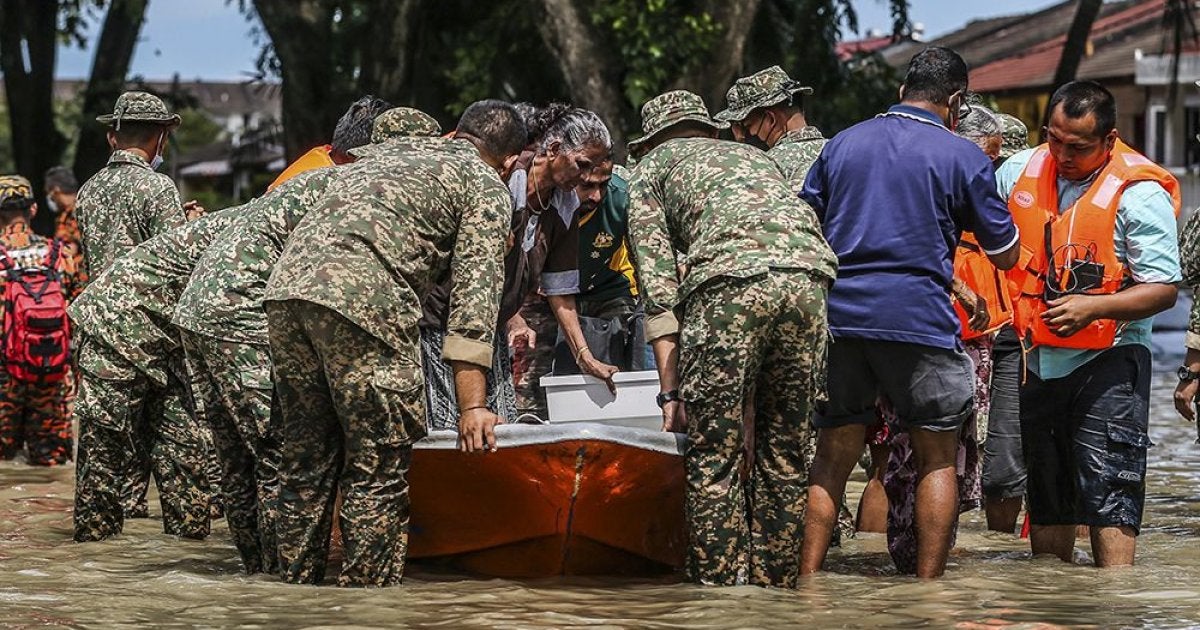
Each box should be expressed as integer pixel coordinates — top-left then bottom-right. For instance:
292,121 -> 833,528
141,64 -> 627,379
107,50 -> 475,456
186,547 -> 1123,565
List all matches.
540,370 -> 662,431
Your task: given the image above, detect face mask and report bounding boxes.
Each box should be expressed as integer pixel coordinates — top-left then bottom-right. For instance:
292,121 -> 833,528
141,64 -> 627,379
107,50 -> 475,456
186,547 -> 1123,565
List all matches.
45,196 -> 59,214
742,114 -> 776,152
150,130 -> 167,171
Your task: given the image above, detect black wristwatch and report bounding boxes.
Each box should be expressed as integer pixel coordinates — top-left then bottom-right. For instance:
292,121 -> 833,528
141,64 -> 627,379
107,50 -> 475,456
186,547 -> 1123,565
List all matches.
1179,366 -> 1200,382
656,389 -> 682,409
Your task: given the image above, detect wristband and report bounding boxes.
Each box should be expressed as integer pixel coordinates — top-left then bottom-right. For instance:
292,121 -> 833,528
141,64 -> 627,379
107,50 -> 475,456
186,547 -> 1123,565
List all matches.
461,405 -> 490,414
576,346 -> 592,362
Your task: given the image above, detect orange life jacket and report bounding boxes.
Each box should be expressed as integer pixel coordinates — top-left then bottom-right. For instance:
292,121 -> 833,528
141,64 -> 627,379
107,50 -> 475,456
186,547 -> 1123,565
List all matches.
268,145 -> 336,192
1006,140 -> 1181,350
953,232 -> 1013,341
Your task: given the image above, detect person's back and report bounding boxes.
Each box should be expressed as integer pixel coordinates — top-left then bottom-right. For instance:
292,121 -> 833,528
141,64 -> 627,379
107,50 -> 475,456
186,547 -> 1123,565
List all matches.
805,111 -> 1012,347
631,136 -> 837,311
268,137 -> 509,355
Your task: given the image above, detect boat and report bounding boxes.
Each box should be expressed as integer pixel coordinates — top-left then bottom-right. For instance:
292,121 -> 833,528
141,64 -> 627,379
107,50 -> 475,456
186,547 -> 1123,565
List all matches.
407,421 -> 688,578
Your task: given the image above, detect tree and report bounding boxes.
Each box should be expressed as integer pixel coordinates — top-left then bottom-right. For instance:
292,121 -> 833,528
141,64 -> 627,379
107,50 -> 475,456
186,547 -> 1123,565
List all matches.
1051,0 -> 1104,93
0,0 -> 69,220
73,0 -> 151,180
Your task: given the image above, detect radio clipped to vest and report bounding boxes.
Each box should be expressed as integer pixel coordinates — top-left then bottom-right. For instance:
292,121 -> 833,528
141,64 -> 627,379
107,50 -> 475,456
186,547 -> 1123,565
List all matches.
0,240 -> 71,384
1006,141 -> 1181,350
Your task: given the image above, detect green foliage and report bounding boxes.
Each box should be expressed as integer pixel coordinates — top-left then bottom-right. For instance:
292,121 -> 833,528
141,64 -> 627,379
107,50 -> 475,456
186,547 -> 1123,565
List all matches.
590,0 -> 720,108
172,107 -> 226,154
0,100 -> 12,173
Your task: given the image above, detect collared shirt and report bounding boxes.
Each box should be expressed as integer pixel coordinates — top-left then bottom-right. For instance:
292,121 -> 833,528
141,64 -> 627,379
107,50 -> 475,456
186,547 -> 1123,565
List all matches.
996,147 -> 1181,379
769,126 -> 826,194
75,149 -> 187,279
578,171 -> 638,302
628,137 -> 838,341
802,104 -> 1019,349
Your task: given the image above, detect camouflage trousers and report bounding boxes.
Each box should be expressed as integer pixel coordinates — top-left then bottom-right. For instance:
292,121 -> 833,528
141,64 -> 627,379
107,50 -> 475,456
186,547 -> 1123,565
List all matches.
123,398 -> 224,521
182,332 -> 278,574
678,270 -> 828,588
73,336 -> 213,541
512,296 -> 558,422
266,300 -> 426,587
0,372 -> 71,466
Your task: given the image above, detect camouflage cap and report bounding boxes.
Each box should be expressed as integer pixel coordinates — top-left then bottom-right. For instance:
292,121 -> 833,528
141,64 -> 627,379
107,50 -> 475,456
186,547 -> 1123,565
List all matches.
997,113 -> 1030,160
0,175 -> 34,207
628,90 -> 728,153
713,66 -> 813,123
96,91 -> 181,128
370,107 -> 442,143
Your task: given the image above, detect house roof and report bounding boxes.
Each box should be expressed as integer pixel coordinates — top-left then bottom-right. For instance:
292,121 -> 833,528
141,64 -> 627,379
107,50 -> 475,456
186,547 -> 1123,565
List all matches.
970,0 -> 1168,92
34,79 -> 281,119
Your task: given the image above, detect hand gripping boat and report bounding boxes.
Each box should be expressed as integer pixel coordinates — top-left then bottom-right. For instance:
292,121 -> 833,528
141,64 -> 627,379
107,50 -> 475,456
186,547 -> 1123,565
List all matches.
407,372 -> 687,577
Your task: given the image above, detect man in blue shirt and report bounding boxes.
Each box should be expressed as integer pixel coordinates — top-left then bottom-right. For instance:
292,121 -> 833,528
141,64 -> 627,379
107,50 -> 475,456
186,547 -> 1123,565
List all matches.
799,47 -> 1019,578
996,81 -> 1179,568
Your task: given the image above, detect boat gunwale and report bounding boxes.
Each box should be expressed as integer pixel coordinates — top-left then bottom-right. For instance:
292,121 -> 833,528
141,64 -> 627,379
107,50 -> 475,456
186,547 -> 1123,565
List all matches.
415,422 -> 686,455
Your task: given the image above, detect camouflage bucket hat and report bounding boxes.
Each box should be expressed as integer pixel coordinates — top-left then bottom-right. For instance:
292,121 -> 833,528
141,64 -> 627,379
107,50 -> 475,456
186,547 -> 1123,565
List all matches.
628,90 -> 729,152
0,175 -> 34,207
714,65 -> 813,123
370,107 -> 442,143
997,113 -> 1030,160
96,91 -> 182,129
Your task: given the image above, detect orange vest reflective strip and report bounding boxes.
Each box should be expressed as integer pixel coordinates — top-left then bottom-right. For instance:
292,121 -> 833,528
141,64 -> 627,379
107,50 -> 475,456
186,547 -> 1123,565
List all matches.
954,232 -> 1013,341
1006,140 -> 1181,350
267,145 -> 336,192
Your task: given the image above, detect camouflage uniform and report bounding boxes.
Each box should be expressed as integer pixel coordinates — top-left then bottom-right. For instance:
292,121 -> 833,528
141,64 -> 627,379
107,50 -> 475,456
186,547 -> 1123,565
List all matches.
264,137 -> 510,586
626,91 -> 838,588
71,209 -> 245,541
716,69 -> 853,542
1183,208 -> 1200,350
0,177 -> 77,466
174,168 -> 337,573
75,91 -> 187,519
370,107 -> 441,143
997,113 -> 1030,162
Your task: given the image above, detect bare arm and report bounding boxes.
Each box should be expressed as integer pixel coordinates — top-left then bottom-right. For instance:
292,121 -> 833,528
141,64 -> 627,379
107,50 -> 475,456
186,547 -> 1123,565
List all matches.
986,242 -> 1019,271
451,362 -> 501,453
547,294 -> 618,392
1041,282 -> 1178,336
651,333 -> 686,432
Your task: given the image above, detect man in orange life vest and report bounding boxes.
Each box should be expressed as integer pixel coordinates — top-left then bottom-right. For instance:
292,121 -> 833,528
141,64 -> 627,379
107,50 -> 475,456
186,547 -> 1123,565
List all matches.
268,96 -> 392,191
996,81 -> 1181,567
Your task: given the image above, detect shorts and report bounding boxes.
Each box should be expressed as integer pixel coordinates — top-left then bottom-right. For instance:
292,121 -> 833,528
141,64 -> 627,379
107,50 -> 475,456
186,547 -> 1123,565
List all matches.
815,337 -> 974,433
982,326 -> 1025,499
1020,345 -> 1151,533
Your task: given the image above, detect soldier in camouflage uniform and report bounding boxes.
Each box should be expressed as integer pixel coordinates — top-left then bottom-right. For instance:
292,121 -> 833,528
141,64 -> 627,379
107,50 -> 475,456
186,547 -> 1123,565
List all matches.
171,108 -> 437,574
625,91 -> 838,588
715,65 -> 824,193
263,100 -> 526,587
1175,114 -> 1200,419
0,176 -> 78,466
74,91 -> 196,520
70,209 -> 249,541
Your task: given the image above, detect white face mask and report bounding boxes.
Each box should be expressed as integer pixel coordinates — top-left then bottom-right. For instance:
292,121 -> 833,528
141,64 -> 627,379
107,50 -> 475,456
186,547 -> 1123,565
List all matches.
45,196 -> 59,214
150,130 -> 167,171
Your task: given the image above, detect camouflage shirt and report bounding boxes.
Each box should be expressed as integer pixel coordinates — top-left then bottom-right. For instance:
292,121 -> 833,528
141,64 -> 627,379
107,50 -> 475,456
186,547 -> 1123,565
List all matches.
75,149 -> 187,279
769,126 -> 827,194
265,138 -> 512,368
627,137 -> 838,341
173,168 -> 336,345
68,208 -> 245,385
1182,209 -> 1200,349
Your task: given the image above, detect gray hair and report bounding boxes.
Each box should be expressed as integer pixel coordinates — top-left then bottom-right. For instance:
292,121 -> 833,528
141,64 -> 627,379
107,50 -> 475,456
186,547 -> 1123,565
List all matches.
44,166 -> 78,194
956,104 -> 1001,145
527,103 -> 612,155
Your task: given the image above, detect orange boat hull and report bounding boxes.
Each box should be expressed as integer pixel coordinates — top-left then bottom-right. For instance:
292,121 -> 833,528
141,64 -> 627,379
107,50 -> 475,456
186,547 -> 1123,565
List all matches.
408,423 -> 687,578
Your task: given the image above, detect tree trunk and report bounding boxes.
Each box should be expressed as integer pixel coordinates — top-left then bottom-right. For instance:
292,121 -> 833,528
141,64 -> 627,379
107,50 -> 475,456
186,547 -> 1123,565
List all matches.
533,0 -> 629,159
73,0 -> 151,182
253,0 -> 339,161
1051,0 -> 1104,92
358,0 -> 421,102
673,0 -> 763,111
0,0 -> 67,235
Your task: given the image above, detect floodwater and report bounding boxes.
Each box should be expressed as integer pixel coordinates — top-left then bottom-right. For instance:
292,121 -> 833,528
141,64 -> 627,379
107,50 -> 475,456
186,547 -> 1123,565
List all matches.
3,374 -> 1200,628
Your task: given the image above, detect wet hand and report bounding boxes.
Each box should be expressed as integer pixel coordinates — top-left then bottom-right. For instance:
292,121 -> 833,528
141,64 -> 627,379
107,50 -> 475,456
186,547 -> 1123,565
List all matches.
1041,294 -> 1098,337
661,400 -> 687,433
459,407 -> 502,453
1175,379 -> 1199,421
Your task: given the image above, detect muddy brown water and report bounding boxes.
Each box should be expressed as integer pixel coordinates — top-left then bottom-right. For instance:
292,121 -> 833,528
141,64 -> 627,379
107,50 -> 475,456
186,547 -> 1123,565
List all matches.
3,374 -> 1200,628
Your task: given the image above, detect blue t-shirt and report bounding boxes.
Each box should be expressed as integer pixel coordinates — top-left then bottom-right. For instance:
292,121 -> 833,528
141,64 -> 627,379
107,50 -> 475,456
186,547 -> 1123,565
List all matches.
801,104 -> 1019,349
995,148 -> 1181,379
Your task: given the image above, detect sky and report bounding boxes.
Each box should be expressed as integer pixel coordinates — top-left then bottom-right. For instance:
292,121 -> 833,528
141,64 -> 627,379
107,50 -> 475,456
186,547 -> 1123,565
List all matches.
55,0 -> 1064,81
